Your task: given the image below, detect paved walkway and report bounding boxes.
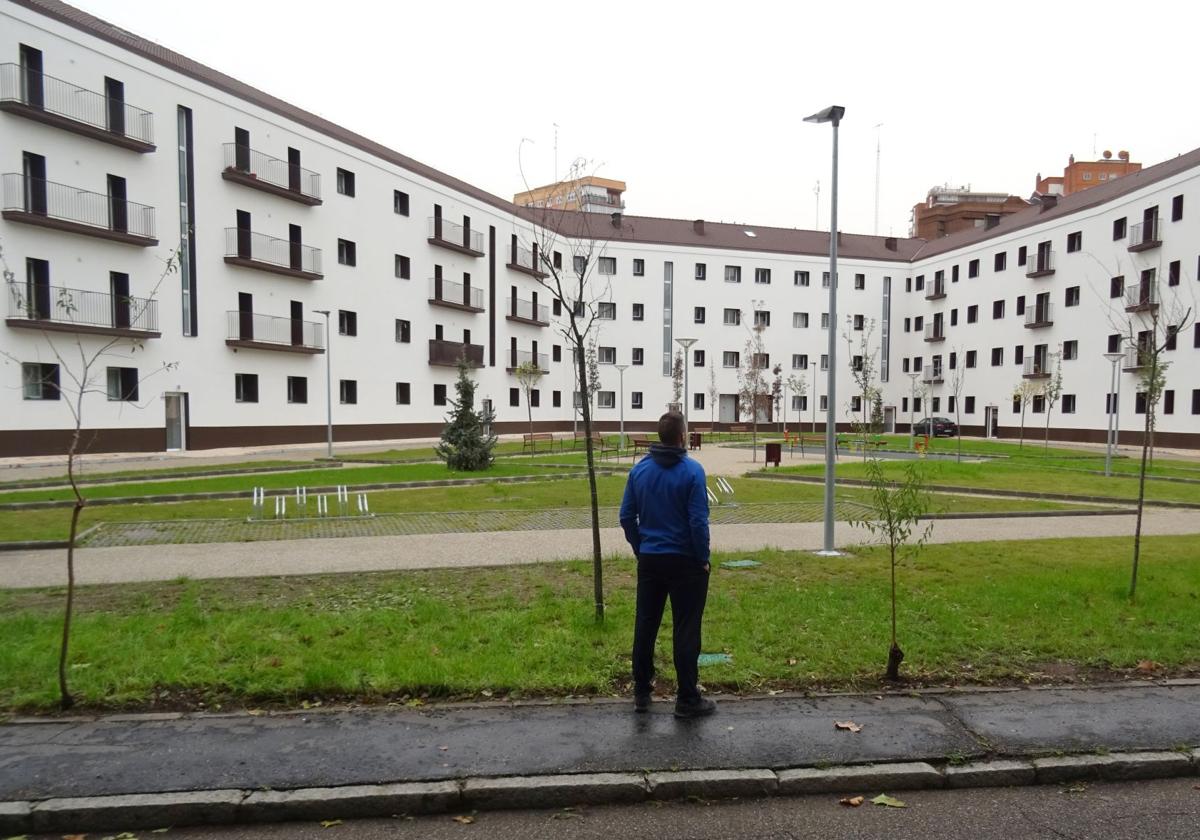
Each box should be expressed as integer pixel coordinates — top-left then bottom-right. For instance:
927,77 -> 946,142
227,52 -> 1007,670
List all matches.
2,510 -> 1198,589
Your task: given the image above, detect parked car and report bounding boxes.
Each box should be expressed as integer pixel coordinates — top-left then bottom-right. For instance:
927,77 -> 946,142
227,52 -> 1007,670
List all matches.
913,416 -> 958,437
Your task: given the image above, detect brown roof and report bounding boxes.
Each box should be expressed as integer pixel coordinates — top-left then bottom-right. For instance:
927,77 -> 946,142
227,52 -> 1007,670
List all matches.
13,1 -> 1200,266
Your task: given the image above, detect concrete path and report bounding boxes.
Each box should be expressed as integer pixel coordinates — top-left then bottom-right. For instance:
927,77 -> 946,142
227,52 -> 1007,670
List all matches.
2,510 -> 1199,589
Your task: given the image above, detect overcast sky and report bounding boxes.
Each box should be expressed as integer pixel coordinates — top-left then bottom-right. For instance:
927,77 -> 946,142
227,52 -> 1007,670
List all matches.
75,0 -> 1200,238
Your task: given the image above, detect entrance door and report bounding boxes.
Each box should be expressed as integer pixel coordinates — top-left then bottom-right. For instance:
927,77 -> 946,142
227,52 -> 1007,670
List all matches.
984,405 -> 998,439
165,393 -> 187,451
883,406 -> 896,434
718,394 -> 738,423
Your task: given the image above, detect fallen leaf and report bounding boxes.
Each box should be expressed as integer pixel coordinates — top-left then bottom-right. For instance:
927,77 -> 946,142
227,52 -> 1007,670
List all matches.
246,709 -> 265,717
62,834 -> 88,840
1136,660 -> 1158,673
787,658 -> 798,666
319,820 -> 342,828
834,720 -> 863,733
767,689 -> 783,696
452,815 -> 475,825
839,795 -> 865,807
871,794 -> 907,808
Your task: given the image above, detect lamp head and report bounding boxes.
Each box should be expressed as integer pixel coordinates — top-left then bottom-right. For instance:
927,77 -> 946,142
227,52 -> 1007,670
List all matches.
804,105 -> 846,125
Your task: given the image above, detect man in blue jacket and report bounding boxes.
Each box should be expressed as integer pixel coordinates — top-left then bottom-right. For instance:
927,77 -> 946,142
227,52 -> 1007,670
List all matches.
619,411 -> 715,718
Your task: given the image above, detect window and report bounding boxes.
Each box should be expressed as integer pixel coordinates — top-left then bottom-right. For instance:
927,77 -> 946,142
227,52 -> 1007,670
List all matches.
1195,323 -> 1200,348
632,303 -> 645,321
337,239 -> 357,266
693,349 -> 705,367
434,384 -> 447,406
393,190 -> 409,215
914,275 -> 925,291
723,308 -> 741,326
597,257 -> 616,275
794,270 -> 810,287
851,396 -> 863,413
1062,394 -> 1076,414
288,376 -> 308,404
792,395 -> 808,411
105,366 -> 138,402
724,265 -> 741,283
21,362 -> 59,400
598,346 -> 616,364
792,354 -> 808,370
902,358 -> 910,373
694,306 -> 706,324
553,251 -> 562,270
1014,345 -> 1024,365
1065,286 -> 1080,307
1110,276 -> 1124,298
905,277 -> 912,293
1194,390 -> 1200,415
694,393 -> 705,411
695,263 -> 707,280
1107,333 -> 1121,353
597,302 -> 616,320
530,390 -> 540,408
338,309 -> 357,336
723,351 -> 739,368
1168,260 -> 1181,287
854,273 -> 866,290
1017,246 -> 1027,267
913,356 -> 923,372
1164,390 -> 1175,415
553,345 -> 562,362
820,354 -> 829,371
235,373 -> 258,403
967,305 -> 978,324
952,265 -> 960,283
994,252 -> 1006,272
552,299 -> 562,316
336,168 -> 355,196
631,391 -> 643,409
990,347 -> 1004,366
853,314 -> 865,331
339,379 -> 357,404
1172,194 -> 1184,222
396,382 -> 410,405
509,388 -> 520,407
903,317 -> 911,333
1062,340 -> 1078,360
598,391 -> 615,409
553,390 -> 562,408
913,316 -> 924,331
823,271 -> 837,288
1016,296 -> 1026,316
572,255 -> 586,275
754,267 -> 771,284
965,350 -> 977,368
992,300 -> 1005,319
968,259 -> 979,278
950,309 -> 959,326
1113,217 -> 1127,240
793,312 -> 809,328
1067,231 -> 1082,252
395,319 -> 411,343
632,347 -> 644,366
1031,395 -> 1045,414
820,395 -> 829,411
821,313 -> 830,329
754,310 -> 771,328
852,356 -> 864,373
1166,325 -> 1178,351
965,396 -> 976,414
394,254 -> 410,279
633,259 -> 644,276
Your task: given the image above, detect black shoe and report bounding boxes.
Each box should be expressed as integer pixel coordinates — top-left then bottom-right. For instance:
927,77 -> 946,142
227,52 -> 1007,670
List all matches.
634,693 -> 651,713
673,697 -> 717,719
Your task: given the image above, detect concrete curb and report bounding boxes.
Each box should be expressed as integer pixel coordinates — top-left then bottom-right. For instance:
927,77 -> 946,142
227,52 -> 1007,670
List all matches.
2,749 -> 1195,834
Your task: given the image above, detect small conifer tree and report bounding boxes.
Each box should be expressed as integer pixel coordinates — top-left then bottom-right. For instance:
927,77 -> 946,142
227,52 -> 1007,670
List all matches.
436,355 -> 496,470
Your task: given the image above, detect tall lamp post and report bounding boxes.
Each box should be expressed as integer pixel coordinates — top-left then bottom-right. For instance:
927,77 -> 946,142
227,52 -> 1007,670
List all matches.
1103,351 -> 1124,476
675,337 -> 697,438
806,105 -> 845,556
313,309 -> 333,459
615,363 -> 629,453
907,371 -> 921,447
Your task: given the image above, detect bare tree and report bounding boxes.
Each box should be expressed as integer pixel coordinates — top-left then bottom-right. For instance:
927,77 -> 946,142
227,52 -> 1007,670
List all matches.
670,348 -> 684,410
707,364 -> 717,429
948,346 -> 966,462
736,314 -> 769,461
1041,352 -> 1063,452
1,241 -> 177,708
843,316 -> 879,460
770,364 -> 783,433
514,360 -> 543,456
1011,379 -> 1042,449
785,374 -> 807,454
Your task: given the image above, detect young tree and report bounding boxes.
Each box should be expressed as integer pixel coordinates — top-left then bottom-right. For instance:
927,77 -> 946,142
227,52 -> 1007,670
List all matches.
670,348 -> 684,410
707,364 -> 718,429
771,364 -> 783,433
514,359 -> 544,456
948,347 -> 967,462
436,355 -> 497,470
870,389 -> 885,434
847,456 -> 933,681
1012,379 -> 1042,449
736,315 -> 769,461
1041,352 -> 1063,452
785,374 -> 807,454
843,317 -> 880,458
1,241 -> 177,709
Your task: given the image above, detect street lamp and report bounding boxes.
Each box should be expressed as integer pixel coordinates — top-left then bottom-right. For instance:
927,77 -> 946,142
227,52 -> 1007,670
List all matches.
675,337 -> 697,438
313,309 -> 333,459
805,104 -> 845,556
615,363 -> 629,453
907,371 -> 921,448
1103,351 -> 1124,476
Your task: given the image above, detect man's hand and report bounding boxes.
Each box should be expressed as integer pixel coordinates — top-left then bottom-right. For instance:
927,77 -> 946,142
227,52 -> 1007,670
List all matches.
703,563 -> 711,573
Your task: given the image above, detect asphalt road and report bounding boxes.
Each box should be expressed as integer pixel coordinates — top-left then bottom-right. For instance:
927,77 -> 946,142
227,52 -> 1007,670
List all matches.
45,778 -> 1200,840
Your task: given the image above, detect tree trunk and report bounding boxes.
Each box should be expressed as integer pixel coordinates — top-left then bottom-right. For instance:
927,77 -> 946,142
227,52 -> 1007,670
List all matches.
955,407 -> 962,463
885,543 -> 903,681
58,427 -> 83,710
1044,407 -> 1051,452
1129,359 -> 1156,603
1019,406 -> 1026,448
575,328 -> 604,622
527,398 -> 534,458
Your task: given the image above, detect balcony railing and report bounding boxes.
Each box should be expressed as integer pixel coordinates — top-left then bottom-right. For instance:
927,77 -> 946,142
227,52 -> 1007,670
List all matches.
1123,347 -> 1148,372
1022,357 -> 1051,378
1124,283 -> 1158,312
2,173 -> 157,244
1024,302 -> 1053,328
507,244 -> 548,278
224,228 -> 323,279
0,64 -> 154,151
428,216 -> 484,256
924,281 -> 946,301
1128,216 -> 1161,252
6,280 -> 159,337
429,338 -> 484,367
581,193 -> 625,209
225,311 -> 324,353
1026,250 -> 1055,277
923,322 -> 945,342
428,276 -> 484,311
507,296 -> 549,325
921,367 -> 944,384
221,143 -> 322,205
508,348 -> 550,372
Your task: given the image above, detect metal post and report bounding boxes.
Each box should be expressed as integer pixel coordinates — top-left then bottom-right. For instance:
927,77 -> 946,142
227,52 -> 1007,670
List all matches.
314,309 -> 333,459
907,372 -> 920,449
615,364 -> 629,452
1103,353 -> 1122,476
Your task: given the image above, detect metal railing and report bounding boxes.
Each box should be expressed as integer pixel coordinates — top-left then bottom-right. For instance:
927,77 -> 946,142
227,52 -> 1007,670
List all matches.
1129,216 -> 1160,248
222,143 -> 321,200
1123,347 -> 1147,370
1124,283 -> 1157,310
581,193 -> 624,209
508,296 -> 549,323
1022,357 -> 1050,377
1026,249 -> 1055,275
7,280 -> 157,332
1025,302 -> 1053,326
510,349 -> 549,370
3,173 -> 156,239
923,322 -> 944,341
428,216 -> 484,252
225,310 -> 324,349
0,64 -> 154,144
924,281 -> 946,299
429,338 -> 484,367
510,244 -> 543,273
429,276 -> 484,309
921,366 -> 944,384
224,228 -> 322,275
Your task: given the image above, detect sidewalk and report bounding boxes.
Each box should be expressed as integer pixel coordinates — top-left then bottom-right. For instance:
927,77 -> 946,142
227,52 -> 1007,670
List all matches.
2,683 -> 1198,833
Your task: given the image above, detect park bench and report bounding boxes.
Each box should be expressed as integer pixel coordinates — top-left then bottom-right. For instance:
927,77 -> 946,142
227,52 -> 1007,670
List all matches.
522,432 -> 557,454
630,433 -> 654,457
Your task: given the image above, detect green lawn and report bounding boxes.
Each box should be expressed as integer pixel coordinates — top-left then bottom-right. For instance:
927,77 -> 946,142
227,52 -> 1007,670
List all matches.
0,460 -> 318,490
1,535 -> 1195,711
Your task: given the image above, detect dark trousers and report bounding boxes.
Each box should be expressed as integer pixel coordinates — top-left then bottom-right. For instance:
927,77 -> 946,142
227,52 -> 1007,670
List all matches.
632,553 -> 710,703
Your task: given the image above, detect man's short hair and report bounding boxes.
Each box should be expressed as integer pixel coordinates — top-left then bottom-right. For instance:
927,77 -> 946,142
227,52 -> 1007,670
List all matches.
658,411 -> 685,446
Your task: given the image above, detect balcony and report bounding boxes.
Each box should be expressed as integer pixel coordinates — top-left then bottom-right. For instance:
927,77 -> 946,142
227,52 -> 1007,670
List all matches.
923,323 -> 945,343
6,280 -> 159,338
0,64 -> 154,152
1128,217 -> 1160,252
1122,347 -> 1148,372
224,228 -> 323,280
921,367 -> 944,385
507,296 -> 550,327
428,276 -> 484,312
221,143 -> 321,205
506,348 -> 550,373
428,217 -> 484,257
2,173 -> 157,246
225,311 -> 324,354
1024,302 -> 1053,328
506,244 -> 548,278
1022,357 -> 1051,379
581,193 -> 625,210
1026,250 -> 1055,278
924,281 -> 946,301
429,338 -> 484,368
1124,284 -> 1158,313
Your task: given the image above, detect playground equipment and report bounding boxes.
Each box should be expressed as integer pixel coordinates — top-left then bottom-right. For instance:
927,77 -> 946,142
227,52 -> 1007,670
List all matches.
248,485 -> 374,521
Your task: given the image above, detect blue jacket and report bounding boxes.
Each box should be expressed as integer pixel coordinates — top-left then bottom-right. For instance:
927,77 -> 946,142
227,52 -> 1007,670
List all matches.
619,444 -> 710,566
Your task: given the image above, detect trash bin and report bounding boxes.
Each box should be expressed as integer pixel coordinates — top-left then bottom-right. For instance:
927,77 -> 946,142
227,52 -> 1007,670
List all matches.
764,442 -> 782,467
689,431 -> 702,451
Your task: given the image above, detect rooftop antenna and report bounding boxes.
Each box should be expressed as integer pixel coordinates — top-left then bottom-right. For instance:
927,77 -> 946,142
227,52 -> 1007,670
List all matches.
874,123 -> 883,235
813,180 -> 821,230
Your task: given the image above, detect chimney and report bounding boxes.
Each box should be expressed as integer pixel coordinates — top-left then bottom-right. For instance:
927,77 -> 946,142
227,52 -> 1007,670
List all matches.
884,236 -> 898,252
1038,194 -> 1058,212
693,219 -> 705,235
610,212 -> 622,229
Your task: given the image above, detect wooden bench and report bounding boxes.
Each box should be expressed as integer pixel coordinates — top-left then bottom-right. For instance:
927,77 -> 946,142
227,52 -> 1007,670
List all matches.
521,432 -> 557,454
840,437 -> 888,452
630,433 -> 654,457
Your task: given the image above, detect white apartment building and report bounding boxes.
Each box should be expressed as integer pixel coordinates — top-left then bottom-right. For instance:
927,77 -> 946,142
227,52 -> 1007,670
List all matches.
2,0 -> 1198,457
